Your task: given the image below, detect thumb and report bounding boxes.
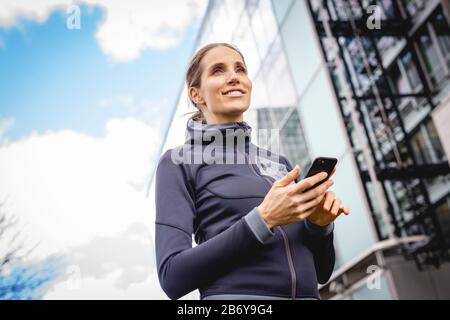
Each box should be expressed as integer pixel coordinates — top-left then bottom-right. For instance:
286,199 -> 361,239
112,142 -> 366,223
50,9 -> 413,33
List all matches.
276,165 -> 300,187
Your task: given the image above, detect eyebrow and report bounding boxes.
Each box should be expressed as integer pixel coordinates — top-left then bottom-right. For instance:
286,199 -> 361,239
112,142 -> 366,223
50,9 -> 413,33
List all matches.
208,61 -> 246,71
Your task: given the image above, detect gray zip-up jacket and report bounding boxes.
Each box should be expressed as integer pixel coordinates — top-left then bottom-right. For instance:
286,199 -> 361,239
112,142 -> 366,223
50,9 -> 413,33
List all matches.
155,119 -> 335,300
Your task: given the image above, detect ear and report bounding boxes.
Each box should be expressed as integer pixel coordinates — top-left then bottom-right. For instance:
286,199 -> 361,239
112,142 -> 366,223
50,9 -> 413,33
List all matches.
189,87 -> 205,106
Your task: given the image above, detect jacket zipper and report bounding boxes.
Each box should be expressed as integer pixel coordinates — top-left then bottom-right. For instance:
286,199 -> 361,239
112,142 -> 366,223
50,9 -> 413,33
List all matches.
278,227 -> 297,300
245,153 -> 297,300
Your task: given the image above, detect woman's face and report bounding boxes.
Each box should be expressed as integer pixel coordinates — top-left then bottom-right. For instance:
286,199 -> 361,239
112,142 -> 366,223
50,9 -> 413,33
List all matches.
190,46 -> 252,124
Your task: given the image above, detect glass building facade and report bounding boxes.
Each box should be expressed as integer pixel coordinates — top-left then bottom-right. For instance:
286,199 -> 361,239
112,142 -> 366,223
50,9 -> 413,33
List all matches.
151,0 -> 450,299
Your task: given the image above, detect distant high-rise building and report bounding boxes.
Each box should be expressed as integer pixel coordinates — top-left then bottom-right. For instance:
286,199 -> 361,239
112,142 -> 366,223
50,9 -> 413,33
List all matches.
257,106 -> 310,171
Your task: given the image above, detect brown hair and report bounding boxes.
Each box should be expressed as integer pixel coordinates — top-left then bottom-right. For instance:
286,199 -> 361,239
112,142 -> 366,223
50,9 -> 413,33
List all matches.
185,43 -> 247,124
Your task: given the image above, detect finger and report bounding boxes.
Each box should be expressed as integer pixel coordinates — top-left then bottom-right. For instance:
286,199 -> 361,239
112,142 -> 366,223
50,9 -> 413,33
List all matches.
340,205 -> 350,215
330,198 -> 342,216
298,206 -> 316,221
291,171 -> 328,193
276,165 -> 301,187
299,179 -> 334,202
323,191 -> 335,211
294,193 -> 326,215
335,205 -> 349,219
333,210 -> 344,221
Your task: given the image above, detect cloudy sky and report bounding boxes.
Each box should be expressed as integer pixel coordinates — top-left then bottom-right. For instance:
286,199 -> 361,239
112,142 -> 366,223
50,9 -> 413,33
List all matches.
0,0 -> 207,299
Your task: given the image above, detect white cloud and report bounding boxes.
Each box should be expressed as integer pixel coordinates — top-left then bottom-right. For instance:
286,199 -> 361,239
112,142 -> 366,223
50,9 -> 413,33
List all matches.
0,0 -> 208,62
44,269 -> 198,299
0,117 -> 168,298
0,117 -> 158,253
44,269 -> 161,299
0,0 -> 73,27
91,0 -> 208,62
97,96 -> 172,147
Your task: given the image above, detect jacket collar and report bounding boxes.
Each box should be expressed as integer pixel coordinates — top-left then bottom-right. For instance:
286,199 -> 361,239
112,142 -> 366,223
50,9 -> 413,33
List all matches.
185,118 -> 252,147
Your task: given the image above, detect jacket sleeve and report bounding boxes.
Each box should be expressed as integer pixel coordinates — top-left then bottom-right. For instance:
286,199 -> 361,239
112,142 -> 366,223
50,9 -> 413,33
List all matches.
154,150 -> 270,300
280,155 -> 336,284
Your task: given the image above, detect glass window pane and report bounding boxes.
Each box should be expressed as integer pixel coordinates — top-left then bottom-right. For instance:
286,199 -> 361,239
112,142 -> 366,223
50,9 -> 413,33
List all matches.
418,31 -> 446,86
271,0 -> 294,23
211,2 -> 234,41
224,0 -> 245,29
280,0 -> 323,94
251,0 -> 278,60
401,52 -> 421,91
232,14 -> 261,79
257,36 -> 297,107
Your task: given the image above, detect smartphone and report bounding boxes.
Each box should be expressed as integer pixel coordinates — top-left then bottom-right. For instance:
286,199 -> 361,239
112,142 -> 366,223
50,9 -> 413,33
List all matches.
302,157 -> 338,192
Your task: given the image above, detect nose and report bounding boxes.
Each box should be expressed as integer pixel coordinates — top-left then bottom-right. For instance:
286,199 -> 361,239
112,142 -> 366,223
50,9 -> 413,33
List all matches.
227,70 -> 240,85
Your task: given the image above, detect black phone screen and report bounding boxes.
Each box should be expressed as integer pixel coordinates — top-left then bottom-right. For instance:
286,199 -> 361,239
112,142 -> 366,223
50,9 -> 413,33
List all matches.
302,157 -> 337,192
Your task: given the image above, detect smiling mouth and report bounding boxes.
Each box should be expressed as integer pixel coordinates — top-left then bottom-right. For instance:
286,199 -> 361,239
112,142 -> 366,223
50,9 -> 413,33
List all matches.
222,89 -> 246,97
224,93 -> 244,97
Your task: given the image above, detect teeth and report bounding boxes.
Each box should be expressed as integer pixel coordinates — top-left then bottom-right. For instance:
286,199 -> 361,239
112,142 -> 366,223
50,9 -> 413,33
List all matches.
224,90 -> 244,96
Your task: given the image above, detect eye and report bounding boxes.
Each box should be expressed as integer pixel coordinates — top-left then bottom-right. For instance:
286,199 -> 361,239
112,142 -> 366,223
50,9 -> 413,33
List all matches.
237,67 -> 247,73
212,67 -> 223,74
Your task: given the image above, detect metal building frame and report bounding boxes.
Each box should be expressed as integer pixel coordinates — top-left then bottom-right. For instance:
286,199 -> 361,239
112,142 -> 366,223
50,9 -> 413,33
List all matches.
306,0 -> 450,269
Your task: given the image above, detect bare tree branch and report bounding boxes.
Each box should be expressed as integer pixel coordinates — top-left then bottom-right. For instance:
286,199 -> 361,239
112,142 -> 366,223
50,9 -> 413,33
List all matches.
0,200 -> 64,299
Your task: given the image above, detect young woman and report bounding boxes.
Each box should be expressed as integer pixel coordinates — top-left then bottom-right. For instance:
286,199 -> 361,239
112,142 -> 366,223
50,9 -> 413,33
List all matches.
155,43 -> 349,300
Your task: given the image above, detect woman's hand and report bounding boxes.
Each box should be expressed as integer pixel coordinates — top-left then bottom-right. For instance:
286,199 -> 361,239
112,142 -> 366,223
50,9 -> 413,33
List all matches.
306,191 -> 350,227
258,165 -> 334,229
